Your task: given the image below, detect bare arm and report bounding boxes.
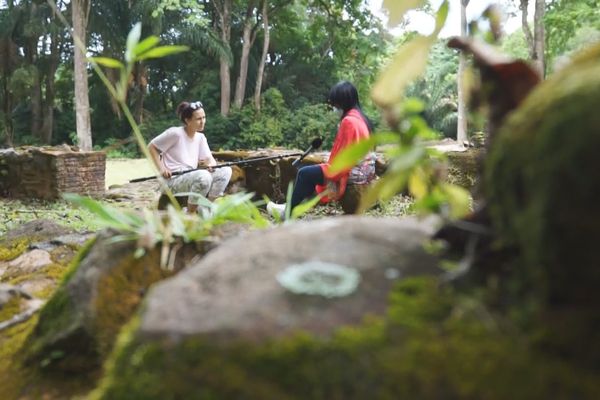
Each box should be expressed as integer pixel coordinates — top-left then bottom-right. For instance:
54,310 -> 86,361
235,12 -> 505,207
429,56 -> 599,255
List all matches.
149,143 -> 171,178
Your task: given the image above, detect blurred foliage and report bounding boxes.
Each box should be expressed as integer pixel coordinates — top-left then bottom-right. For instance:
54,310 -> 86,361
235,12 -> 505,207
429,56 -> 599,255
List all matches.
406,40 -> 459,138
545,0 -> 600,72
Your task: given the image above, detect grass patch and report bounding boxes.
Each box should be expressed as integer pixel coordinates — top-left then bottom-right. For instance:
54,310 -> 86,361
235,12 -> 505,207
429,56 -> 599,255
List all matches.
105,158 -> 154,189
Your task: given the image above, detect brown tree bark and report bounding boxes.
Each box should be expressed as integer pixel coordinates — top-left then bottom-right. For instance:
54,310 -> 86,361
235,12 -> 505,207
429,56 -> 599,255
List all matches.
0,39 -> 16,146
233,1 -> 259,109
254,0 -> 270,111
72,0 -> 92,150
40,29 -> 61,144
132,63 -> 148,124
214,0 -> 233,116
24,3 -> 42,140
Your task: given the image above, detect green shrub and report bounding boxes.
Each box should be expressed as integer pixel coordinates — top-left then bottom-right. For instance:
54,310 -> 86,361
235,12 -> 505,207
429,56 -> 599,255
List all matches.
283,103 -> 338,150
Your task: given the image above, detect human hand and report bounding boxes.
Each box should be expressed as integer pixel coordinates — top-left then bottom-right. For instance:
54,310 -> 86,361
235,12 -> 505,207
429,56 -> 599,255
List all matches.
199,160 -> 214,172
160,166 -> 172,178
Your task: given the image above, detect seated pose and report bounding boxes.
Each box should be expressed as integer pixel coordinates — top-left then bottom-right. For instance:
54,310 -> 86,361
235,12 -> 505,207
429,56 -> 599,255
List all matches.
268,81 -> 375,218
149,101 -> 232,213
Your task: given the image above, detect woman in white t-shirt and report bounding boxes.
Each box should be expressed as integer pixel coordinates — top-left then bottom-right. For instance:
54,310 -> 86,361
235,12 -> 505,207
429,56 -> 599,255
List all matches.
149,101 -> 232,213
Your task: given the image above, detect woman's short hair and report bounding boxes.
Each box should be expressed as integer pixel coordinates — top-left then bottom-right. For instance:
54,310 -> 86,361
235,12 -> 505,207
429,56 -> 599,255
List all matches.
176,101 -> 203,123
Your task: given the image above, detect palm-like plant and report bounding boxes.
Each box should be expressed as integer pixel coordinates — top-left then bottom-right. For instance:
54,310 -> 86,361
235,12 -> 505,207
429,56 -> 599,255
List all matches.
406,41 -> 459,138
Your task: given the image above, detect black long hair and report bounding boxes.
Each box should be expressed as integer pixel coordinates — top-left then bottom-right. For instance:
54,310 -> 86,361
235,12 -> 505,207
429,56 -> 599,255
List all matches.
327,81 -> 373,132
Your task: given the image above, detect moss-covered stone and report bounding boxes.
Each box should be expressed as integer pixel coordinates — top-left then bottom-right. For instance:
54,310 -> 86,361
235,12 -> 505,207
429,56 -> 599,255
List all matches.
0,239 -> 29,263
25,231 -> 200,372
485,44 -> 600,365
93,277 -> 600,399
0,296 -> 23,322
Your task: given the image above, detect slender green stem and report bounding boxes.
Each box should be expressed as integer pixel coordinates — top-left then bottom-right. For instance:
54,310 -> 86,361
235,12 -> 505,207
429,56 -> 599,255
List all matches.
119,103 -> 181,210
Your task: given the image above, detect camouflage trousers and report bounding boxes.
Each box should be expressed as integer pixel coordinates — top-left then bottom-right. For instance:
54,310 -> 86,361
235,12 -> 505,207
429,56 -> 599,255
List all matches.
167,167 -> 232,205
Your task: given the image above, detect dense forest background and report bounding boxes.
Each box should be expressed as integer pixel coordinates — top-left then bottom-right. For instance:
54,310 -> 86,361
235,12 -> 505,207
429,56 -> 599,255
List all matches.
0,0 -> 598,155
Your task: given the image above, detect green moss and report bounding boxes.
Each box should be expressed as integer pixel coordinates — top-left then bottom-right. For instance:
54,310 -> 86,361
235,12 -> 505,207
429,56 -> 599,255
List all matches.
25,287 -> 85,362
0,296 -> 23,322
92,246 -> 176,356
7,263 -> 66,287
0,315 -> 98,400
484,45 -> 600,365
25,237 -> 181,373
0,315 -> 39,400
0,238 -> 29,263
94,277 -> 600,399
59,235 -> 97,285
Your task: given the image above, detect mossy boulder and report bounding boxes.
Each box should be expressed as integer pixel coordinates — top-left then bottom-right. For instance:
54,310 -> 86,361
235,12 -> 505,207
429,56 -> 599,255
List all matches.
24,230 -> 203,371
484,45 -> 600,365
94,274 -> 600,399
89,216 -> 492,398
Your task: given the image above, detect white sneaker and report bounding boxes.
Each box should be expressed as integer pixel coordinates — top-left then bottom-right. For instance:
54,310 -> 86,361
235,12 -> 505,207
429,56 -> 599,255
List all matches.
267,201 -> 286,219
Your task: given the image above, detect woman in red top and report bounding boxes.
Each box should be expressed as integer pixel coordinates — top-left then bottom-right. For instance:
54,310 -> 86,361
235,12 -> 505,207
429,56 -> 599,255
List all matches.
268,81 -> 373,218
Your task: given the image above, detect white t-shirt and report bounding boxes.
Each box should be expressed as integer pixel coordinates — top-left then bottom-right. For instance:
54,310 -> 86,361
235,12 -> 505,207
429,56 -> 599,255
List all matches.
149,126 -> 212,172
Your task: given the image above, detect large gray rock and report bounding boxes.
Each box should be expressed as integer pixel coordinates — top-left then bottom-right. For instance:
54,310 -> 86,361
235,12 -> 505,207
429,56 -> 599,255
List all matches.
139,216 -> 443,340
3,219 -> 72,242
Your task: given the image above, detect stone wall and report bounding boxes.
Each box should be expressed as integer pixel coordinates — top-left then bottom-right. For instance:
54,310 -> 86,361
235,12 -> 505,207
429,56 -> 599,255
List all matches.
0,147 -> 105,200
214,148 -> 480,203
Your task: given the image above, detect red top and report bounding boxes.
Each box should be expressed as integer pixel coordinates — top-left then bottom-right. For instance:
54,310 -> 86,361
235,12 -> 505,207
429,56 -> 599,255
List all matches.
316,108 -> 370,201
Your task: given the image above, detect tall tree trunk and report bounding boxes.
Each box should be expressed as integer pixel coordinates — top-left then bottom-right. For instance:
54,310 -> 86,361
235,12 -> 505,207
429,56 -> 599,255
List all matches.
520,0 -> 534,54
41,31 -> 60,144
72,0 -> 92,150
0,1 -> 16,145
132,63 -> 147,123
233,20 -> 252,109
456,0 -> 469,144
520,0 -> 545,78
1,73 -> 14,146
233,2 -> 258,109
30,68 -> 43,139
214,0 -> 232,116
254,0 -> 270,111
24,4 -> 42,140
533,0 -> 545,77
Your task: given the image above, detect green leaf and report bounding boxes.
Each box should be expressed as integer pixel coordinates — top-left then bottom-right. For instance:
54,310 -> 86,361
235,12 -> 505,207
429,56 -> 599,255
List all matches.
372,35 -> 435,107
402,98 -> 426,114
328,132 -> 398,174
62,193 -> 133,231
382,0 -> 426,28
88,57 -> 124,69
388,145 -> 426,172
408,169 -> 428,199
291,193 -> 324,219
357,172 -> 408,213
134,36 -> 160,57
125,22 -> 142,63
328,138 -> 375,174
284,182 -> 294,221
167,205 -> 187,238
434,1 -> 450,36
440,183 -> 471,219
135,45 -> 189,61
